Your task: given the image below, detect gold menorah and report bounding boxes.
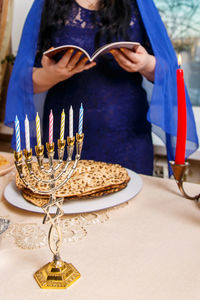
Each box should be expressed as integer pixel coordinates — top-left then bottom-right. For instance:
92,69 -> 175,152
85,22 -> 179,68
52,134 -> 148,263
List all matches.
14,133 -> 84,289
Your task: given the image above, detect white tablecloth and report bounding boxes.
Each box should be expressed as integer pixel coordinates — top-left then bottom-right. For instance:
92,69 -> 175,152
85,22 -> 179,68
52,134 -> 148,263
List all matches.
0,171 -> 200,300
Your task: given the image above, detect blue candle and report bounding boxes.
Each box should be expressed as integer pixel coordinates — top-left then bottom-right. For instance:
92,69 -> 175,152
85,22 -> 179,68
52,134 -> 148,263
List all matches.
78,103 -> 84,135
15,115 -> 21,152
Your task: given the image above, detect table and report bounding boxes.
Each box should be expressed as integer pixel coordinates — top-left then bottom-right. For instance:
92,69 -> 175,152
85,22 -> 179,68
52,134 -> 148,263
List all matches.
0,171 -> 200,300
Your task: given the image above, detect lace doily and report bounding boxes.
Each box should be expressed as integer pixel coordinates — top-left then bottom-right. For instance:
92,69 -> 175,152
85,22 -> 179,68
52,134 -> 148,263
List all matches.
2,203 -> 128,251
1,169 -> 128,250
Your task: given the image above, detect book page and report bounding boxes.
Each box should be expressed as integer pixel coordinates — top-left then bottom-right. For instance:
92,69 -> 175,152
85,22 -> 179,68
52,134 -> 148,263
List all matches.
91,41 -> 140,61
44,45 -> 91,61
43,41 -> 140,62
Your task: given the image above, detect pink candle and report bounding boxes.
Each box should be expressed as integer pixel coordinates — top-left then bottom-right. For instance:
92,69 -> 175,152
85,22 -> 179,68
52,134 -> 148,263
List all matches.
49,110 -> 53,144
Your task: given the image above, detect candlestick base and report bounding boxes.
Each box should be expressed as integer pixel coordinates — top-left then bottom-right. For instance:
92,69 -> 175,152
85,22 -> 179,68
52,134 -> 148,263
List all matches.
34,259 -> 81,289
170,161 -> 200,201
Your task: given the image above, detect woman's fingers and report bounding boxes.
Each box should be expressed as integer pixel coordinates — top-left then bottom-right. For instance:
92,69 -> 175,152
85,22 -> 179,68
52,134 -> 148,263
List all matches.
120,48 -> 139,63
44,48 -> 96,81
110,45 -> 155,81
70,55 -> 88,71
57,49 -> 85,71
110,46 -> 149,73
73,56 -> 89,72
110,49 -> 137,72
83,61 -> 96,70
41,54 -> 56,67
73,57 -> 96,72
57,49 -> 75,67
66,51 -> 84,70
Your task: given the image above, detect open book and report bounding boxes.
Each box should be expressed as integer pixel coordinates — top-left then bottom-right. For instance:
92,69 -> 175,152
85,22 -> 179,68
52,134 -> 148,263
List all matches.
44,41 -> 140,62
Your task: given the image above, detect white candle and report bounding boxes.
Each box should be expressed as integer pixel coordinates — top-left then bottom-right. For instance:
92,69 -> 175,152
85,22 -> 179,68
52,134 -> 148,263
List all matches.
69,106 -> 73,138
24,115 -> 30,151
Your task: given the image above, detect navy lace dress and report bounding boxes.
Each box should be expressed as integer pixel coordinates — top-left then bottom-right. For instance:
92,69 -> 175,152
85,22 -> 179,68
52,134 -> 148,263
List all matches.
39,0 -> 154,175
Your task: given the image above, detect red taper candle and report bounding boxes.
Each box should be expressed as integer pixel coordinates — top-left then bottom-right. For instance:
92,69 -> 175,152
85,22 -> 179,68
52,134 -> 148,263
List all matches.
175,54 -> 187,164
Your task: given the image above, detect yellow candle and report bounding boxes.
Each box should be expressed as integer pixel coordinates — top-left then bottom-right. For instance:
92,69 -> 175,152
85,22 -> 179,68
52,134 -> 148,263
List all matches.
60,109 -> 65,140
36,112 -> 41,147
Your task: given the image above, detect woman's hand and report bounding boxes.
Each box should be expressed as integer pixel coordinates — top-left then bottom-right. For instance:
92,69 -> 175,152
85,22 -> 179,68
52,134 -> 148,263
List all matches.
110,45 -> 156,82
33,49 -> 96,93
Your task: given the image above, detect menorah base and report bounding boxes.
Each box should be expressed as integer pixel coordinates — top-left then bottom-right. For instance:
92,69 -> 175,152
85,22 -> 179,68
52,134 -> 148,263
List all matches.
34,260 -> 81,289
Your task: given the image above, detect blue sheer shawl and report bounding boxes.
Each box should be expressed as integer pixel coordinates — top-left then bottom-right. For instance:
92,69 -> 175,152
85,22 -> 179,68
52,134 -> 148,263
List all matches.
5,0 -> 199,172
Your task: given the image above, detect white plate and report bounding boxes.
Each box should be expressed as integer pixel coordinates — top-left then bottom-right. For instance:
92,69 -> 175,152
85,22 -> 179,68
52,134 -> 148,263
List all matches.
4,169 -> 142,214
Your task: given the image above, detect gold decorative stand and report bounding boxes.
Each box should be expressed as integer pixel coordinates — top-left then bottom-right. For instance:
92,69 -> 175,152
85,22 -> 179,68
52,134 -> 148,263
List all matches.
170,161 -> 200,201
14,133 -> 84,289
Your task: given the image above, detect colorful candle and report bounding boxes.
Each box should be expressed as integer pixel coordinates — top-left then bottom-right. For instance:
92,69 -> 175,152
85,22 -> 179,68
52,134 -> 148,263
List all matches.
69,106 -> 73,138
15,115 -> 21,152
78,103 -> 84,135
25,115 -> 30,151
175,54 -> 187,164
36,112 -> 41,147
49,110 -> 54,144
60,109 -> 65,140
